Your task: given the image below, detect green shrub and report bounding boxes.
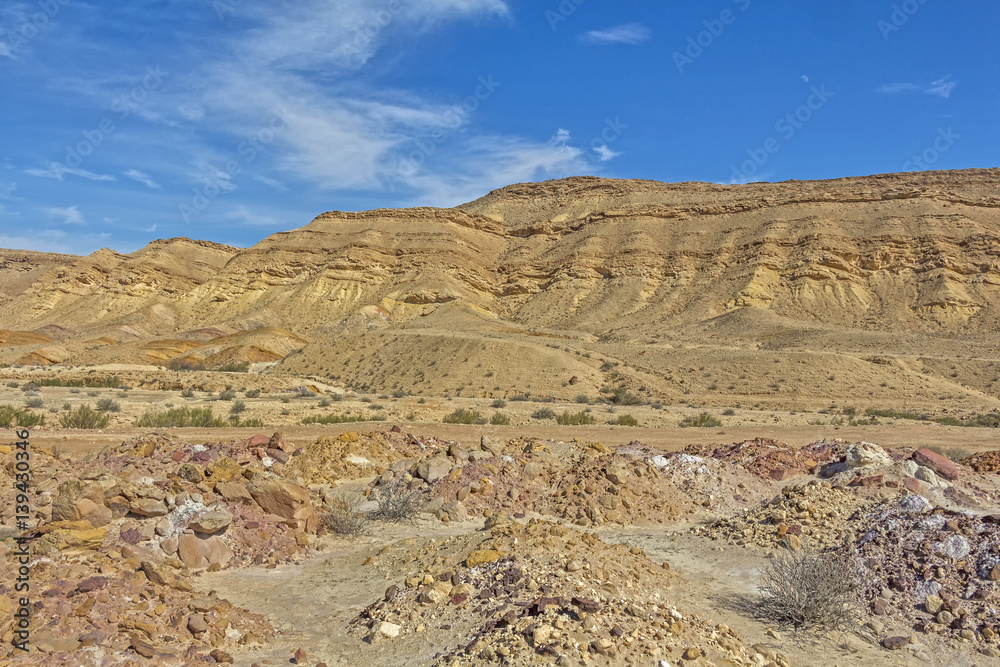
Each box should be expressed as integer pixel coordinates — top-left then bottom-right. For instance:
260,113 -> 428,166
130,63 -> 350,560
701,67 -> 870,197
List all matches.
491,399 -> 507,409
245,389 -> 261,398
135,407 -> 228,428
218,389 -> 237,401
24,398 -> 44,409
680,413 -> 723,428
392,390 -> 407,398
230,400 -> 247,414
96,398 -> 121,413
0,405 -> 46,428
60,406 -> 110,429
615,414 -> 639,427
935,413 -> 1000,428
490,412 -> 511,425
575,394 -> 591,404
722,408 -> 736,416
181,388 -> 196,398
442,409 -> 481,424
865,407 -> 923,420
532,408 -> 557,420
556,411 -> 596,425
237,417 -> 265,428
301,413 -> 377,425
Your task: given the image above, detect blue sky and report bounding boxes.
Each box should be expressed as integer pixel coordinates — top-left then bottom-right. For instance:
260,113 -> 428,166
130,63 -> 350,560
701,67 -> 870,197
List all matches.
0,0 -> 996,255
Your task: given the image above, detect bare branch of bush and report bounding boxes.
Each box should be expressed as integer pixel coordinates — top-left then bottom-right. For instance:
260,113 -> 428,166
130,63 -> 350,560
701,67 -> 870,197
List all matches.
324,492 -> 370,537
371,481 -> 422,523
758,548 -> 861,630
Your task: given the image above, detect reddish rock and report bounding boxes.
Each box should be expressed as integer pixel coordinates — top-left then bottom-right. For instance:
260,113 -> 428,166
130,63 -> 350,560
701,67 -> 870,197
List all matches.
293,647 -> 308,663
171,451 -> 186,462
247,434 -> 270,448
268,432 -> 290,452
912,448 -> 960,480
768,468 -> 796,481
850,475 -> 884,487
177,533 -> 234,570
903,477 -> 922,493
266,448 -> 290,465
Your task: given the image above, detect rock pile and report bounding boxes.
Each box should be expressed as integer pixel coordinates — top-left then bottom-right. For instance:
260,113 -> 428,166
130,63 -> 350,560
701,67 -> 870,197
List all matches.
853,494 -> 1000,650
352,517 -> 788,667
695,480 -> 883,551
0,430 -> 344,662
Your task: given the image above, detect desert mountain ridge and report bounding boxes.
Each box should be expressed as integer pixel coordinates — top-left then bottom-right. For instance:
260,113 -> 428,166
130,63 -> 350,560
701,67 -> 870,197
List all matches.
1,168 -> 999,411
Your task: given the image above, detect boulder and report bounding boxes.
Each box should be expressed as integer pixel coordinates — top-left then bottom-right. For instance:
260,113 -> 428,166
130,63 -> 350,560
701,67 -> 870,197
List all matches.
912,448 -> 960,480
206,456 -> 243,482
247,478 -> 319,533
189,510 -> 233,535
130,498 -> 168,518
177,533 -> 234,570
176,463 -> 204,483
845,442 -> 892,469
215,481 -> 254,504
416,457 -> 452,483
76,498 -> 112,528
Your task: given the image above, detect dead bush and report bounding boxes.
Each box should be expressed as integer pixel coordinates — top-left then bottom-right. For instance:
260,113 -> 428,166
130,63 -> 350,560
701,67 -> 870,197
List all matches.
372,481 -> 422,523
758,548 -> 861,630
324,492 -> 369,537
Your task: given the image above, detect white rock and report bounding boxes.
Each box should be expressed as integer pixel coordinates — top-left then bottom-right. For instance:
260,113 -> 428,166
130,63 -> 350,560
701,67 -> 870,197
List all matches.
376,621 -> 401,639
915,466 -> 938,486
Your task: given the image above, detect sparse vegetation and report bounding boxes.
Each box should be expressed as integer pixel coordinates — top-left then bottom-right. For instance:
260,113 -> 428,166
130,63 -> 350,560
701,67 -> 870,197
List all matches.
135,407 -> 228,428
442,409 -> 481,425
181,388 -> 196,398
245,389 -> 261,398
371,482 -> 422,523
490,412 -> 511,425
532,408 -> 557,420
230,400 -> 247,414
218,389 -> 237,401
936,413 -> 1000,428
491,399 -> 507,409
24,398 -> 44,409
614,414 -> 639,427
758,548 -> 861,630
865,407 -> 924,420
60,406 -> 110,429
680,413 -> 723,428
0,405 -> 46,428
95,398 -> 121,413
722,408 -> 736,416
301,413 -> 379,425
324,492 -> 370,536
556,411 -> 596,425
575,394 -> 591,404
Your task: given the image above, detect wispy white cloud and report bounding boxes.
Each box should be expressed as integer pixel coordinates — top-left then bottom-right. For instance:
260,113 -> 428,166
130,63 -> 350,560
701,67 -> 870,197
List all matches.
25,162 -> 117,182
405,130 -> 588,206
224,206 -> 282,227
877,76 -> 957,99
0,203 -> 21,221
594,145 -> 622,162
579,23 -> 651,46
125,169 -> 161,189
44,205 -> 86,226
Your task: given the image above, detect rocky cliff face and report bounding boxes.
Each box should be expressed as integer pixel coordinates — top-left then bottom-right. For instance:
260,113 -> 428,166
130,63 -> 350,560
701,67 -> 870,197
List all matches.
1,169 -> 998,407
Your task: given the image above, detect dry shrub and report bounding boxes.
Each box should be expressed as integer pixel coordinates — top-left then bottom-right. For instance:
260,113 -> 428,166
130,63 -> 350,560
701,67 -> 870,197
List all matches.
372,482 -> 422,523
325,492 -> 370,537
758,548 -> 861,630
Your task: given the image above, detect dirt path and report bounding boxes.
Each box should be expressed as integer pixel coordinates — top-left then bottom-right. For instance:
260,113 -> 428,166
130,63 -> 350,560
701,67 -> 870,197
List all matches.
15,422 -> 1000,461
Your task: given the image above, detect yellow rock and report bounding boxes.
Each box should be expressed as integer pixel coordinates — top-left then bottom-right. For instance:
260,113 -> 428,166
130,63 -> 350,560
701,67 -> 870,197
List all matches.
465,549 -> 505,568
338,431 -> 360,443
0,445 -> 12,455
206,456 -> 243,482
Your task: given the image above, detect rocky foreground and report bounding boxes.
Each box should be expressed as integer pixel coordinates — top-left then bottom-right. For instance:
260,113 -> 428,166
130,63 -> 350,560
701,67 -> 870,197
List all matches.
2,427 -> 1000,665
